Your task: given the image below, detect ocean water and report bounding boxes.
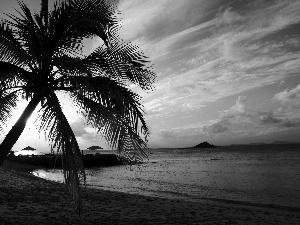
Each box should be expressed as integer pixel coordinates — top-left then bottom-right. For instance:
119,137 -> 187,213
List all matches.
33,144 -> 300,209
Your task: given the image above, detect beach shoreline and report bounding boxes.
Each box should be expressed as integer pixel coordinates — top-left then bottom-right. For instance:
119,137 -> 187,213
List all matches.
1,161 -> 300,224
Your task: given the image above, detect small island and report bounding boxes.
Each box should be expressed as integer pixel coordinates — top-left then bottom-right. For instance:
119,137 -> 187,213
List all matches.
179,141 -> 217,149
192,141 -> 216,148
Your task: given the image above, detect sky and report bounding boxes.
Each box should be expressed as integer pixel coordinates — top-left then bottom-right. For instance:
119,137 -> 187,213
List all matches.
1,0 -> 300,153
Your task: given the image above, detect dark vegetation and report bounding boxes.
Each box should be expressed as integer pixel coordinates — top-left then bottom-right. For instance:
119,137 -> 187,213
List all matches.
8,153 -> 124,168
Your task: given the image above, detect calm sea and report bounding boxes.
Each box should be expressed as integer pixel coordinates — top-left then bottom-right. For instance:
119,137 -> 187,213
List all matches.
33,144 -> 300,209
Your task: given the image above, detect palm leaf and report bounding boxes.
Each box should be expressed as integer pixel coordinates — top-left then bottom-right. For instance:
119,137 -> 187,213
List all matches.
52,41 -> 155,91
0,91 -> 19,133
37,91 -> 85,215
47,0 -> 118,59
82,42 -> 155,90
6,1 -> 45,63
52,56 -> 89,76
71,92 -> 149,162
69,75 -> 148,130
0,61 -> 31,86
67,76 -> 150,162
0,22 -> 31,67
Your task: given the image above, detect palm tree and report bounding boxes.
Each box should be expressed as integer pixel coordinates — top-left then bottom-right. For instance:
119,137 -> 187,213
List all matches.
0,0 -> 155,214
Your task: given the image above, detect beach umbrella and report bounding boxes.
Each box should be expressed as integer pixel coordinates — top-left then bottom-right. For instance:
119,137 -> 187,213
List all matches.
22,146 -> 36,151
16,146 -> 37,156
86,146 -> 103,150
83,146 -> 103,156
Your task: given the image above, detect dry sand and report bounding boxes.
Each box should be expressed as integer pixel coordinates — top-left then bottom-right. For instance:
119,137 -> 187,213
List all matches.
1,160 -> 300,225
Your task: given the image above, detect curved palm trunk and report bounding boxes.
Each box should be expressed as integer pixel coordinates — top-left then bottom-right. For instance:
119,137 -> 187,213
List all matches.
0,94 -> 41,164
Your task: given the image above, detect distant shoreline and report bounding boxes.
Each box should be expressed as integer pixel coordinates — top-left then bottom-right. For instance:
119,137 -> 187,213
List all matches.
168,142 -> 300,150
231,142 -> 300,146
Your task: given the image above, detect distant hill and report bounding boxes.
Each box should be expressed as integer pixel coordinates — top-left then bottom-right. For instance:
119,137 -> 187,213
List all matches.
271,141 -> 293,144
231,141 -> 296,146
248,142 -> 266,145
192,141 -> 216,148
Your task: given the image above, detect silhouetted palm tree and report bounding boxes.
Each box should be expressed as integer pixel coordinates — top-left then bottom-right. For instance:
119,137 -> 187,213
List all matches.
0,0 -> 155,214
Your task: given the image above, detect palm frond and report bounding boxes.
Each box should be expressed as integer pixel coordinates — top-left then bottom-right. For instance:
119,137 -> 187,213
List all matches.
40,0 -> 49,34
6,1 -> 45,62
37,91 -> 85,215
0,91 -> 19,133
0,61 -> 31,86
47,1 -> 83,57
67,76 -> 150,162
0,22 -> 30,67
83,42 -> 156,90
52,41 -> 155,91
52,56 -> 89,76
47,0 -> 118,59
68,0 -> 118,45
72,92 -> 149,162
70,76 -> 148,132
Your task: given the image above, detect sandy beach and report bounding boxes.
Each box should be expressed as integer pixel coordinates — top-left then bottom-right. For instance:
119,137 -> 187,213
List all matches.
1,161 -> 300,225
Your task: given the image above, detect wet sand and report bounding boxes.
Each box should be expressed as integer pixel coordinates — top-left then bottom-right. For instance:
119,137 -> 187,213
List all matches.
1,160 -> 300,225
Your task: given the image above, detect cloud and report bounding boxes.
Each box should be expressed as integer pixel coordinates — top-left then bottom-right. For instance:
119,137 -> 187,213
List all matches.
219,96 -> 300,129
273,84 -> 300,109
256,112 -> 281,125
222,7 -> 244,25
181,102 -> 205,113
67,119 -> 110,149
222,39 -> 252,62
220,96 -> 247,118
118,0 -> 221,42
229,95 -> 247,113
278,80 -> 285,87
281,118 -> 300,128
160,129 -> 178,139
210,95 -> 294,133
70,120 -> 90,137
202,121 -> 229,134
169,82 -> 197,95
117,0 -> 300,147
201,96 -> 249,135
